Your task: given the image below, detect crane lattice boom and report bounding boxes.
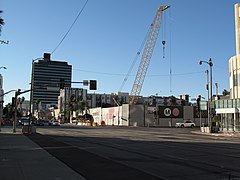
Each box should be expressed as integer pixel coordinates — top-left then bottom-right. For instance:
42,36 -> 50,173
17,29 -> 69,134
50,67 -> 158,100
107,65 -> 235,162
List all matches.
129,5 -> 169,105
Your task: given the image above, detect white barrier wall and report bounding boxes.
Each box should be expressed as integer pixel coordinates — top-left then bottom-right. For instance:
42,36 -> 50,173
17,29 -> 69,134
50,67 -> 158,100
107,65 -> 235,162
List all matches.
90,107 -> 102,124
90,106 -> 125,126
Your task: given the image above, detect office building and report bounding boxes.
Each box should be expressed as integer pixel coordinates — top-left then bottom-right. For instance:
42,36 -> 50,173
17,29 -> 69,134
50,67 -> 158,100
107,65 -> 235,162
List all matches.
31,53 -> 72,112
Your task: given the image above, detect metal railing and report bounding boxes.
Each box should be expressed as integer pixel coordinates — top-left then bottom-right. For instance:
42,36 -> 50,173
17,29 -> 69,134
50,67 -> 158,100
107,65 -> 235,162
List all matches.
215,99 -> 240,109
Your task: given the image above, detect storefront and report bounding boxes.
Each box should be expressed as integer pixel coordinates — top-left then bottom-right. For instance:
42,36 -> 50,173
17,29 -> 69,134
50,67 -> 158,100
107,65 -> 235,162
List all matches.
215,99 -> 240,133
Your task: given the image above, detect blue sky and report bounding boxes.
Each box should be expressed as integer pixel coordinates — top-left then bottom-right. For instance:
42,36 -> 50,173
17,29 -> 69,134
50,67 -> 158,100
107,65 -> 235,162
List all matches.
0,0 -> 239,104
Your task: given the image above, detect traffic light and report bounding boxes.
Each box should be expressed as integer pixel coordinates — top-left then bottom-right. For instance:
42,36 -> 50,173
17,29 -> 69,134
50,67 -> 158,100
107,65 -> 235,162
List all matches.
196,95 -> 201,112
60,79 -> 65,89
12,97 -> 15,107
90,80 -> 97,90
16,89 -> 21,95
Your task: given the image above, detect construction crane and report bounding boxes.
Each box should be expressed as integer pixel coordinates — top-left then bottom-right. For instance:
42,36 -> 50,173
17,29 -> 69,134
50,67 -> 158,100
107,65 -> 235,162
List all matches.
129,5 -> 170,105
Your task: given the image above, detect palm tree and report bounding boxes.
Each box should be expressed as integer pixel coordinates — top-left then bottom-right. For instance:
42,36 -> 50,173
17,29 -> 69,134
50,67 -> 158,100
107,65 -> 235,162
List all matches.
222,89 -> 230,96
18,97 -> 25,116
76,100 -> 87,116
3,103 -> 11,120
0,10 -> 4,35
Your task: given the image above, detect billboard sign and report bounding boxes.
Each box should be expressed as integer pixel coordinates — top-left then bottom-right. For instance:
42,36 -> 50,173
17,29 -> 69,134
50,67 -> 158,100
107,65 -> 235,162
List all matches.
158,106 -> 183,118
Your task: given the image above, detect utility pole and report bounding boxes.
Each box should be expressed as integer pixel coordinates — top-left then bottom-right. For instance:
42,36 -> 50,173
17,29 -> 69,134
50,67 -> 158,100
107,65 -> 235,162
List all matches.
205,70 -> 210,126
209,59 -> 213,130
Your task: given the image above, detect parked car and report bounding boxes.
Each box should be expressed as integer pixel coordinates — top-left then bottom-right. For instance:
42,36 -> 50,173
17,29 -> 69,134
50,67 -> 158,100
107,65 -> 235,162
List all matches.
32,120 -> 43,126
175,120 -> 195,128
49,120 -> 60,126
32,120 -> 49,126
19,118 -> 32,126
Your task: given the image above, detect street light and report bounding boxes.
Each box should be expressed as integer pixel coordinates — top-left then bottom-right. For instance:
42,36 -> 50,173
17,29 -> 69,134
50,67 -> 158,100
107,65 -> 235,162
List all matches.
29,58 -> 42,119
0,66 -> 7,132
199,58 -> 213,131
205,70 -> 210,126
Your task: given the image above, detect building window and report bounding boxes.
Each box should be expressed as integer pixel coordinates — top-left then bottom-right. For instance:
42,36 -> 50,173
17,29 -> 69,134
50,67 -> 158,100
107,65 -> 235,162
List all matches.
237,99 -> 240,108
228,99 -> 233,108
238,71 -> 240,86
233,71 -> 238,86
219,100 -> 223,108
224,100 -> 228,108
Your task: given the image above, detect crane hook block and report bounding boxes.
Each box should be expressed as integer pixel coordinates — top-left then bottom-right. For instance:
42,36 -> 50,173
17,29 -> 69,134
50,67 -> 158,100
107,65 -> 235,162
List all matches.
162,41 -> 166,59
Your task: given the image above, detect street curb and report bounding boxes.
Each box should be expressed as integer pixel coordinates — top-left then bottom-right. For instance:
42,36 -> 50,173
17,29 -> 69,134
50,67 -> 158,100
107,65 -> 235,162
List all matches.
191,131 -> 240,137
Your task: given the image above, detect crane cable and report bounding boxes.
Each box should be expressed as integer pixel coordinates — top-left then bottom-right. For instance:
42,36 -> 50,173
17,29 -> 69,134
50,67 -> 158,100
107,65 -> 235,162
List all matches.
161,8 -> 173,93
51,0 -> 89,54
162,10 -> 166,59
162,8 -> 173,92
118,28 -> 150,92
169,8 -> 173,93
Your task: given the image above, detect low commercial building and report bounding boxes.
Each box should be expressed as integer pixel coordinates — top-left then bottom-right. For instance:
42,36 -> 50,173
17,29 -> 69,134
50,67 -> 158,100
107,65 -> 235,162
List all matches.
87,92 -> 129,108
58,87 -> 87,121
215,99 -> 240,133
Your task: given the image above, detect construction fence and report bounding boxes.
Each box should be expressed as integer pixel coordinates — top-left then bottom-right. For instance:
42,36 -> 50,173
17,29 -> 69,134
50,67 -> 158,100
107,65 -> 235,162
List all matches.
89,104 -> 205,127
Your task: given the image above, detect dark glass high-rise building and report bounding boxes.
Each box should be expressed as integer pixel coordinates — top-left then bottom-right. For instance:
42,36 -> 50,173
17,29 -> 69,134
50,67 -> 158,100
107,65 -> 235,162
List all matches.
30,53 -> 72,111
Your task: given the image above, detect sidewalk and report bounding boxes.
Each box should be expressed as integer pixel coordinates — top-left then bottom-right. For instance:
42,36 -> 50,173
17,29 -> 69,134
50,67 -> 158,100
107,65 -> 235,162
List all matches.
192,129 -> 240,137
0,126 -> 86,180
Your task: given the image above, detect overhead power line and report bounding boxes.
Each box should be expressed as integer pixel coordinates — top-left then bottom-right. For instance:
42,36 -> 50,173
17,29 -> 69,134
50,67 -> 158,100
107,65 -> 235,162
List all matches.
51,0 -> 89,54
73,68 -> 205,77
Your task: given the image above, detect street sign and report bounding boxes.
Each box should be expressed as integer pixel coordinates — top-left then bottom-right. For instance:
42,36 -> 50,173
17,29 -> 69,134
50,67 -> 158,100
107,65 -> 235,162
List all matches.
200,101 -> 208,110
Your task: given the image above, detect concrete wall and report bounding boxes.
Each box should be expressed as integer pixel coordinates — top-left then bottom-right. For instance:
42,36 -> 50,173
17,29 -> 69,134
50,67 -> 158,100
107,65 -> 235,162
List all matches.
129,105 -> 145,126
122,104 -> 129,126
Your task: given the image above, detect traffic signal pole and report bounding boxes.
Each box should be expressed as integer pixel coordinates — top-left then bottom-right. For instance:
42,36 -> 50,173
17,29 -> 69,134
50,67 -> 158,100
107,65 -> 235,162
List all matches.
12,89 -> 31,133
71,80 -> 97,90
13,91 -> 18,133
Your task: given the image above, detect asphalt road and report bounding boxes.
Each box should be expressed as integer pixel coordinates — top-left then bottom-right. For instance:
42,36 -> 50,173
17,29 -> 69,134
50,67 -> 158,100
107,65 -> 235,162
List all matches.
27,125 -> 240,180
